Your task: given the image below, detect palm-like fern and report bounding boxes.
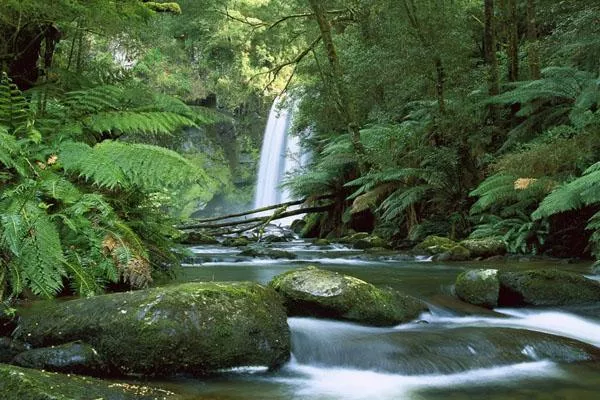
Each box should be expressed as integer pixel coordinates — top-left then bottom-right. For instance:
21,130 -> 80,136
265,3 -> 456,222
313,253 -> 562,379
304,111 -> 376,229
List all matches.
0,74 -> 211,300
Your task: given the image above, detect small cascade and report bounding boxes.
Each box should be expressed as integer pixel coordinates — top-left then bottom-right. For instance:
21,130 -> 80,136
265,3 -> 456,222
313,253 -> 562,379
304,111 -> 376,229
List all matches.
253,98 -> 306,212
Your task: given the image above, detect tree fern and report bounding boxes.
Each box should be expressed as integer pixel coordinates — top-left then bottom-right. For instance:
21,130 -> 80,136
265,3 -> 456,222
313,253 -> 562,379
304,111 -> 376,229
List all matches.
86,111 -> 196,137
59,140 -> 207,189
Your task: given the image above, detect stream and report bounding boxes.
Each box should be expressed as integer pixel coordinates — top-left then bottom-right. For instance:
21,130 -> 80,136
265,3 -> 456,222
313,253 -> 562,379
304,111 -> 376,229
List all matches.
153,240 -> 600,399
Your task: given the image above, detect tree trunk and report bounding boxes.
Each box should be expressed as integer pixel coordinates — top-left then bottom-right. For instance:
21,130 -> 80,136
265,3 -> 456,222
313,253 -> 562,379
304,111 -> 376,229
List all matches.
484,0 -> 500,96
526,0 -> 541,80
507,0 -> 519,82
307,0 -> 368,173
434,56 -> 446,113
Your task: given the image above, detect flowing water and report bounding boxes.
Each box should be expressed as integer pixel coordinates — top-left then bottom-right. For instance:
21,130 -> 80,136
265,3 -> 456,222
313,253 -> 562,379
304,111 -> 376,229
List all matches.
152,242 -> 600,399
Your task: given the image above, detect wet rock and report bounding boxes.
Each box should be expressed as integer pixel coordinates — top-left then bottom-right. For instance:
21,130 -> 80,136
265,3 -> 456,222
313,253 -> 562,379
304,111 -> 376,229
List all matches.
261,234 -> 289,243
269,266 -> 427,326
239,246 -> 297,259
591,263 -> 600,275
339,232 -> 370,245
290,219 -> 306,235
353,235 -> 389,250
455,269 -> 500,308
15,282 -> 290,376
460,238 -> 506,258
179,231 -> 219,245
12,342 -> 107,375
498,269 -> 600,306
415,235 -> 471,261
314,238 -> 331,246
290,321 -> 600,375
455,268 -> 600,307
0,337 -> 29,363
0,363 -> 175,400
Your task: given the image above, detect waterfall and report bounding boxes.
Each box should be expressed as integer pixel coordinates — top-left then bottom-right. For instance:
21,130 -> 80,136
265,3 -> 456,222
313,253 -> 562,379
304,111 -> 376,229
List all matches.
254,98 -> 305,210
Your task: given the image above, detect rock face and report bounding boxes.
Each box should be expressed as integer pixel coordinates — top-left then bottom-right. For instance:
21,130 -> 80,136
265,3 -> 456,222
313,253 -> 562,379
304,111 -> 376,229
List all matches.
455,269 -> 500,308
455,268 -> 600,307
415,235 -> 471,261
269,266 -> 427,326
12,342 -> 106,375
15,282 -> 290,376
0,364 -> 174,400
460,238 -> 506,258
0,337 -> 29,363
498,269 -> 600,306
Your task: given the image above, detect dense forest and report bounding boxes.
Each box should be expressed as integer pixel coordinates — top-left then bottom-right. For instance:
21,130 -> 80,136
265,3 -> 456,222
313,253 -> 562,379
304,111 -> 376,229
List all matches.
1,0 -> 599,302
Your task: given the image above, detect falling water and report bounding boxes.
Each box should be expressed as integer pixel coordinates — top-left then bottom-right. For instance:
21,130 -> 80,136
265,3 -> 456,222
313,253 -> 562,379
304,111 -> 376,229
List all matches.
253,98 -> 304,210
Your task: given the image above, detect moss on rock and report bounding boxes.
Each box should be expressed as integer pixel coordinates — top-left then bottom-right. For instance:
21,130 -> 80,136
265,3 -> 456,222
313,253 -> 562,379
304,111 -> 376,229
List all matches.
0,337 -> 28,363
455,269 -> 500,308
15,282 -> 290,376
12,342 -> 107,375
497,269 -> 600,306
269,266 -> 427,326
179,231 -> 219,245
239,246 -> 296,259
0,364 -> 175,400
353,235 -> 389,250
460,238 -> 506,258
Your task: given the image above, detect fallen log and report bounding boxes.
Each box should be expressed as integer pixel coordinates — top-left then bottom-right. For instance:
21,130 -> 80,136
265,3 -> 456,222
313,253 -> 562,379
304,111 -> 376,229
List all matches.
178,203 -> 333,230
186,194 -> 334,224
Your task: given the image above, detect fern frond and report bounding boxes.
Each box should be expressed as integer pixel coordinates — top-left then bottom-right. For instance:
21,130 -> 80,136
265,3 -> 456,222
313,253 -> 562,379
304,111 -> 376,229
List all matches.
64,85 -> 123,115
86,111 -> 196,136
379,185 -> 432,221
533,161 -> 600,219
0,73 -> 30,132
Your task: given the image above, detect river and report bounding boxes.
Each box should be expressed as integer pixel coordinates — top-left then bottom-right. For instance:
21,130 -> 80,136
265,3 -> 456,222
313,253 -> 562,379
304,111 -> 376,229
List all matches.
151,240 -> 600,399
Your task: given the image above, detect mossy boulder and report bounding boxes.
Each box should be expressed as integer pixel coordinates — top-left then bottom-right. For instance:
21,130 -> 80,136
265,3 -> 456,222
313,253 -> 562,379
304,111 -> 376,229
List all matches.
497,269 -> 600,306
591,263 -> 600,275
415,235 -> 471,260
12,342 -> 106,375
455,269 -> 500,308
269,266 -> 427,326
339,232 -> 370,245
314,238 -> 331,246
15,282 -> 290,376
455,268 -> 600,307
0,337 -> 29,363
0,364 -> 174,400
460,238 -> 506,258
179,231 -> 219,245
353,235 -> 389,250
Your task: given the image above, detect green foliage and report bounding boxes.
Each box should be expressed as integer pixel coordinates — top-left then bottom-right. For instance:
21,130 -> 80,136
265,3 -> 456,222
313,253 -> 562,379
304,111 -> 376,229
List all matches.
0,74 -> 207,300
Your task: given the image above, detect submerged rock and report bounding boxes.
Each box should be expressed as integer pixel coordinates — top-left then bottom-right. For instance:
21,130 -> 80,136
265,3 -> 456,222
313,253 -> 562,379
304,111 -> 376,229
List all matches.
269,266 -> 427,326
290,320 -> 600,375
460,238 -> 506,258
15,282 -> 290,376
12,342 -> 106,375
455,268 -> 600,307
239,246 -> 297,259
498,269 -> 600,306
455,269 -> 500,308
0,363 -> 174,400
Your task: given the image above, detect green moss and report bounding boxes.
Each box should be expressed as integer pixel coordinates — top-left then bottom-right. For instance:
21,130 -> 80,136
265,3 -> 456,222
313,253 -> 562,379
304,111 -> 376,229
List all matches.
269,266 -> 427,326
460,238 -> 506,258
415,235 -> 459,255
498,269 -> 600,306
0,364 -> 174,400
455,269 -> 500,308
144,2 -> 182,14
15,282 -> 290,376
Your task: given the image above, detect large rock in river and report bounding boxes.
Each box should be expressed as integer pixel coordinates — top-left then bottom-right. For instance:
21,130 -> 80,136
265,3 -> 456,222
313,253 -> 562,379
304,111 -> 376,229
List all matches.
0,363 -> 174,400
454,268 -> 600,307
12,342 -> 106,376
269,266 -> 427,326
455,269 -> 500,308
14,282 -> 290,376
498,269 -> 600,306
